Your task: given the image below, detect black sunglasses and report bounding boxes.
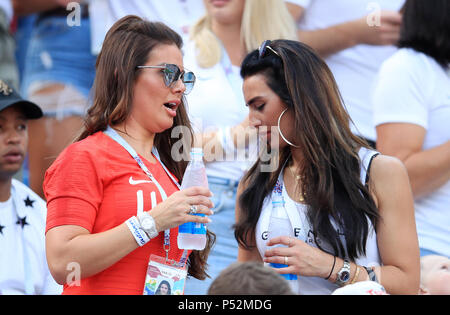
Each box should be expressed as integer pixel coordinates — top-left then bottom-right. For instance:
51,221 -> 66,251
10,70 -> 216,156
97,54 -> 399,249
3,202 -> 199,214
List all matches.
136,64 -> 196,95
258,40 -> 280,59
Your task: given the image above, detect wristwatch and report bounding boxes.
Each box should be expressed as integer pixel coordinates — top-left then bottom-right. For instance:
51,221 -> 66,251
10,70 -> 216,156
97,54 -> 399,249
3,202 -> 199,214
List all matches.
335,259 -> 351,287
137,212 -> 159,239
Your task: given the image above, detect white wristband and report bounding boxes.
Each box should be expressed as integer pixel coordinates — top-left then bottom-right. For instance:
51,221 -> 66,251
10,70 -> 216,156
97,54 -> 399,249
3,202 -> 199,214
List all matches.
126,216 -> 150,247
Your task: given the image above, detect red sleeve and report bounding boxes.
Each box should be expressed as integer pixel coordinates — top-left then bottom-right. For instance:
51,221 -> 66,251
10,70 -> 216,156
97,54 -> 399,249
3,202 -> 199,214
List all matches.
44,142 -> 103,233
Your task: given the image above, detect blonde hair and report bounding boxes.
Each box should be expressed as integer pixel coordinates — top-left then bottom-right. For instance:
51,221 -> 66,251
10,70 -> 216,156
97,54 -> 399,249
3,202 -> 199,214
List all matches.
190,0 -> 297,68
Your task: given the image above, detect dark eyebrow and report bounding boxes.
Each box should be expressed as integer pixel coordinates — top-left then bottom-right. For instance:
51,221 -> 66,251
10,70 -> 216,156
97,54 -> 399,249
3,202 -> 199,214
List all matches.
0,115 -> 27,121
246,96 -> 264,107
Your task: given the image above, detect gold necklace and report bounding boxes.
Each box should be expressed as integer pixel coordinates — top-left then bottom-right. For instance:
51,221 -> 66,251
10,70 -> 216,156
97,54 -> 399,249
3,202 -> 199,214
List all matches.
288,165 -> 305,203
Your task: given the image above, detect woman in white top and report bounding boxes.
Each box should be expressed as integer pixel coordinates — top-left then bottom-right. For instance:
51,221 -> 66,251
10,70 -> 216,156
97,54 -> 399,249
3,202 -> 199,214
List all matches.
183,0 -> 297,294
235,39 -> 420,294
373,0 -> 450,258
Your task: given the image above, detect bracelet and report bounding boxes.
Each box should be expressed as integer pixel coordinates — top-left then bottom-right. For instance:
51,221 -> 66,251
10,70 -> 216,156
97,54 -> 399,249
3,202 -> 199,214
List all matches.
125,216 -> 150,247
363,266 -> 379,283
350,265 -> 361,285
325,256 -> 337,280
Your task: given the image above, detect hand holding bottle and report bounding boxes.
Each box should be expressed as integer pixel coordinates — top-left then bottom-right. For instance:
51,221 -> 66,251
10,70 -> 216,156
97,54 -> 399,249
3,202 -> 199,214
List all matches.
177,148 -> 211,250
149,186 -> 214,233
264,236 -> 336,279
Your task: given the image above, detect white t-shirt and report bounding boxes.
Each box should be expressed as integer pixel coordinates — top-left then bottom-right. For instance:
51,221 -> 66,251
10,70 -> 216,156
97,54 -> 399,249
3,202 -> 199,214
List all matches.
288,0 -> 404,141
183,41 -> 253,181
372,48 -> 450,257
89,0 -> 205,55
0,0 -> 12,23
255,147 -> 381,295
0,180 -> 62,295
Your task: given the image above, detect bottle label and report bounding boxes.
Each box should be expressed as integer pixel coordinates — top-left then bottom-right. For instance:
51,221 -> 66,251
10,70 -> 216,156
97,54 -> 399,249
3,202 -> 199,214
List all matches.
269,263 -> 298,280
178,214 -> 207,235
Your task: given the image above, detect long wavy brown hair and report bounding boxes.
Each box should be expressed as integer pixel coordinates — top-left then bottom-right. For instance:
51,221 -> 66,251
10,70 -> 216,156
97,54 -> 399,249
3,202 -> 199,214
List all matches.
77,15 -> 215,280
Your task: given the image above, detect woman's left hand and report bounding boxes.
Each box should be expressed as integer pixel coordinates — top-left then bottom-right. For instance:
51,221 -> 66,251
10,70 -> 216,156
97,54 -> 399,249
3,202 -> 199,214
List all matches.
263,236 -> 334,278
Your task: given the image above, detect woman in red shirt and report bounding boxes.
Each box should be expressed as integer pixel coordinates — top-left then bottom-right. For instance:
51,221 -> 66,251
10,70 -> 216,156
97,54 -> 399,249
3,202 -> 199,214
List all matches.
44,15 -> 215,294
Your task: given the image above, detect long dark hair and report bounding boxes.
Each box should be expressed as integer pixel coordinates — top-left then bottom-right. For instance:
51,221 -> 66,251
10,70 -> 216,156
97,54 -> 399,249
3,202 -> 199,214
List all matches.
155,280 -> 172,295
398,0 -> 450,69
77,15 -> 214,279
235,40 -> 380,260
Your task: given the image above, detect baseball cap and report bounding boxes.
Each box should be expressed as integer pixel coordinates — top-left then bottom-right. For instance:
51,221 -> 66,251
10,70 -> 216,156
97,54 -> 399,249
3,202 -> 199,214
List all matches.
0,80 -> 43,119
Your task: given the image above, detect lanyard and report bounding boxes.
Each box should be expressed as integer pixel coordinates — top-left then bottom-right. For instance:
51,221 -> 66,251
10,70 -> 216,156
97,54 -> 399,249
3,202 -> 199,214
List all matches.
104,127 -> 188,264
260,160 -> 307,244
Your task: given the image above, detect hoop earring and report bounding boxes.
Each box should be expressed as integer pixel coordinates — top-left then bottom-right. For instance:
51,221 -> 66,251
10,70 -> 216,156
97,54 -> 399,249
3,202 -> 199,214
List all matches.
277,109 -> 300,148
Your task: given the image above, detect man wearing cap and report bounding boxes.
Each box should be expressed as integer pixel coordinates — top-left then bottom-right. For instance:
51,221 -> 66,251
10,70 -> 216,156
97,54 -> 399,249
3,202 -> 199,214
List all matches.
0,80 -> 61,294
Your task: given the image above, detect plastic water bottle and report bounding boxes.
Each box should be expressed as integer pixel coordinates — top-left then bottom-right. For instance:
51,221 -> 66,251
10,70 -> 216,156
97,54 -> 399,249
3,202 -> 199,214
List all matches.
266,190 -> 298,290
177,148 -> 208,250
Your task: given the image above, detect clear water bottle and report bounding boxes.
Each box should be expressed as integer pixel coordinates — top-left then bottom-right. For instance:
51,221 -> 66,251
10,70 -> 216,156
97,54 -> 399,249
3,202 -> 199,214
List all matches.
266,191 -> 298,290
177,148 -> 208,250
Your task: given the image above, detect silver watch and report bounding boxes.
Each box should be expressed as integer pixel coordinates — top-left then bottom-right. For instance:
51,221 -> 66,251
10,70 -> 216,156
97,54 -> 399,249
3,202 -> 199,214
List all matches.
335,259 -> 351,287
137,212 -> 159,239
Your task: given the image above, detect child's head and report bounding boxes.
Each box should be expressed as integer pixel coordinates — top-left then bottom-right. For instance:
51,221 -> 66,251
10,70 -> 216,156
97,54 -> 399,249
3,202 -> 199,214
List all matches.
419,255 -> 450,295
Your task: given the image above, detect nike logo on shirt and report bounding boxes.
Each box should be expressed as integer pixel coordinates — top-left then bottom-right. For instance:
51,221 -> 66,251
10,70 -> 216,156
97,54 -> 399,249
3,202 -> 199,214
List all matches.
129,177 -> 153,185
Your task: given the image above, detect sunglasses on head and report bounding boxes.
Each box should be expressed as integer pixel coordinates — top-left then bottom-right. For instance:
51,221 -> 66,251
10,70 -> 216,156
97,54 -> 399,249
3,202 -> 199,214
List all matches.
136,64 -> 196,95
258,40 -> 280,59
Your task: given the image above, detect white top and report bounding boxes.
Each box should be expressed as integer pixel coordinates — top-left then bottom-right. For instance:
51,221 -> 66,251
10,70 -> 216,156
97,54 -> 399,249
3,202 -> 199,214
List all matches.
0,180 -> 62,295
290,0 -> 404,141
0,0 -> 12,23
183,40 -> 253,181
255,147 -> 381,295
372,48 -> 450,257
89,0 -> 205,55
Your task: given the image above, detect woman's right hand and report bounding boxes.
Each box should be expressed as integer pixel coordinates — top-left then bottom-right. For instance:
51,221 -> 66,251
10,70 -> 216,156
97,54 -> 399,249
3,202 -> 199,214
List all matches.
148,186 -> 214,232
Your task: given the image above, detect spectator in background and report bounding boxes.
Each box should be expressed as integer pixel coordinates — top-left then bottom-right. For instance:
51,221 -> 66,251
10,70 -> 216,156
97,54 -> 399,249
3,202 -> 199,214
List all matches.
183,0 -> 297,295
89,0 -> 205,55
13,0 -> 96,199
14,14 -> 36,87
285,0 -> 404,147
0,80 -> 61,295
208,262 -> 294,295
373,0 -> 450,258
0,0 -> 19,89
